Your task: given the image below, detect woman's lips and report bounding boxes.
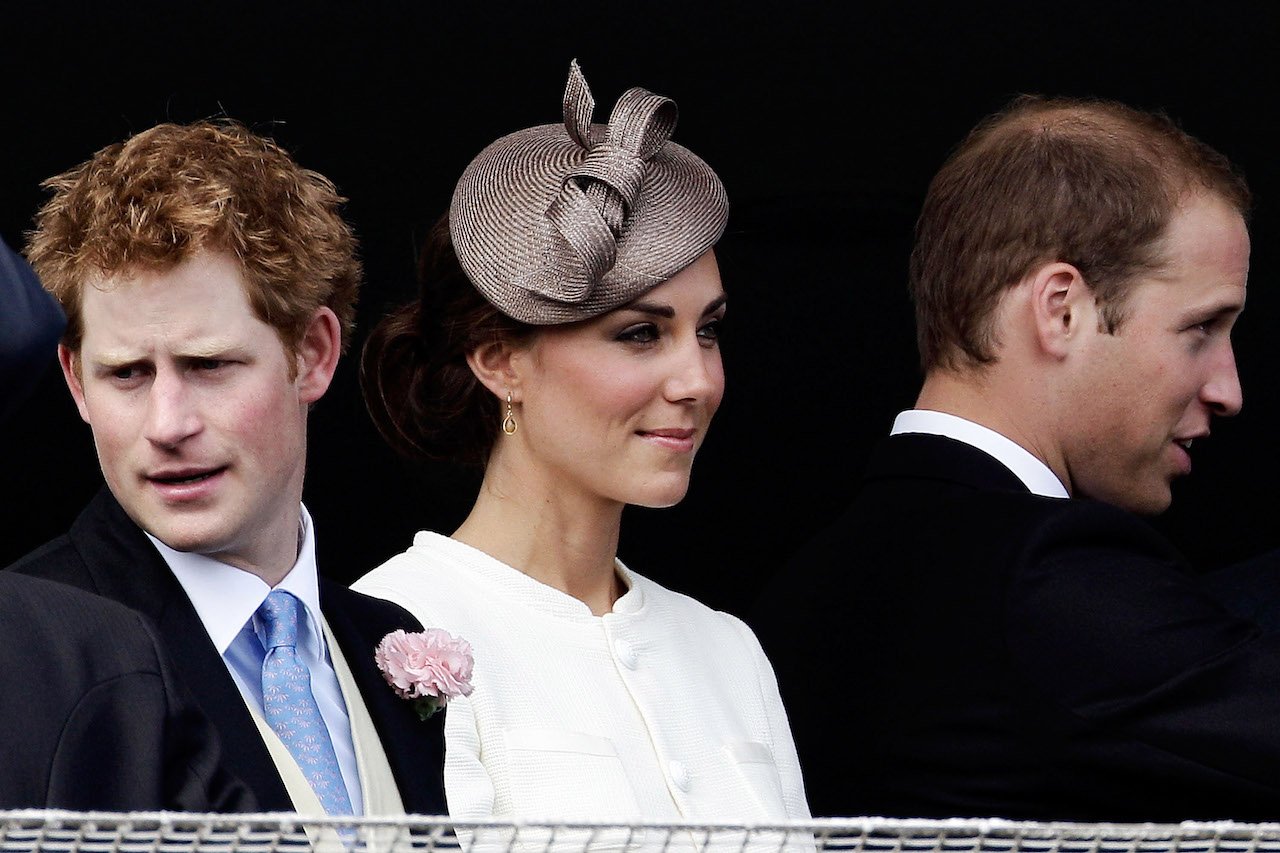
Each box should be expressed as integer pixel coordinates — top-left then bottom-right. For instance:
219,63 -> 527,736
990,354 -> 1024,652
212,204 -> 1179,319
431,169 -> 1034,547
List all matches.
637,428 -> 696,452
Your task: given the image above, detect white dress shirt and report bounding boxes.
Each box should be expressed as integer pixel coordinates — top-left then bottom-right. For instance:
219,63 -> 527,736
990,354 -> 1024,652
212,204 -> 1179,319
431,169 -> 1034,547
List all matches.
891,409 -> 1070,498
147,503 -> 365,814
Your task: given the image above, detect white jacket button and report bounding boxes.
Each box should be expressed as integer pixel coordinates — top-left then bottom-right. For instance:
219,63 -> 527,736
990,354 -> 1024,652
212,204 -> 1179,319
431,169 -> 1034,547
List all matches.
614,638 -> 639,670
669,760 -> 691,792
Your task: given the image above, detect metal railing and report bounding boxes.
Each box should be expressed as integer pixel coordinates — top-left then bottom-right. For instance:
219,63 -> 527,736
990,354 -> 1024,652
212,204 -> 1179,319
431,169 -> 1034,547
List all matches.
5,814 -> 1280,853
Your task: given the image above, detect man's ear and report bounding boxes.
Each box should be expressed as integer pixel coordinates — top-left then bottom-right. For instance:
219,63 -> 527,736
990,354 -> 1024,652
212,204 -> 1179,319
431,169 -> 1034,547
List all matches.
58,344 -> 91,424
1029,261 -> 1093,359
465,338 -> 524,403
296,307 -> 342,404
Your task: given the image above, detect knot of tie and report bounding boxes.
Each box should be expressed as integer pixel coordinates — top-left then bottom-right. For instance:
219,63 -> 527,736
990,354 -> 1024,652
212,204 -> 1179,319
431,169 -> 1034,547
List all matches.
258,589 -> 301,650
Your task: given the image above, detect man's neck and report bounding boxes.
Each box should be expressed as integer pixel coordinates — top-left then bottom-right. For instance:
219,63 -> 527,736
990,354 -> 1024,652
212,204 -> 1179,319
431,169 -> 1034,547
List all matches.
916,368 -> 1072,495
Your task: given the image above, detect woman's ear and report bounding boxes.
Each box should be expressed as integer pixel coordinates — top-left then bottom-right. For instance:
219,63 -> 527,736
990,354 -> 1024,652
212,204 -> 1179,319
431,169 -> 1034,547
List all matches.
465,338 -> 525,402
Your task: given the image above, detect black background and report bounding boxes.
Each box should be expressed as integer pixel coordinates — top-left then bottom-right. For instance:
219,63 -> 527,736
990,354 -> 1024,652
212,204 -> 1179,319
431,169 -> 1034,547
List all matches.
1,1 -> 1276,618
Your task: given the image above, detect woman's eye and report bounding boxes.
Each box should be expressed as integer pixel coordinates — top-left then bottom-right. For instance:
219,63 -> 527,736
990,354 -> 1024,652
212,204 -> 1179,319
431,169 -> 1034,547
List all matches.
697,318 -> 722,344
617,324 -> 659,344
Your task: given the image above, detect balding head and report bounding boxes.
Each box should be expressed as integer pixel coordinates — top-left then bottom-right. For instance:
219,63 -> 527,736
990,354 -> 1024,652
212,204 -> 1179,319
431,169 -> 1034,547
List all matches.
910,96 -> 1249,373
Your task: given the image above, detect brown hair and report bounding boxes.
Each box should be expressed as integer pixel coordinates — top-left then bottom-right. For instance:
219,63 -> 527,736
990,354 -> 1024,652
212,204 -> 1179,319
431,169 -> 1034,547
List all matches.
27,120 -> 361,361
362,216 -> 537,466
910,95 -> 1250,372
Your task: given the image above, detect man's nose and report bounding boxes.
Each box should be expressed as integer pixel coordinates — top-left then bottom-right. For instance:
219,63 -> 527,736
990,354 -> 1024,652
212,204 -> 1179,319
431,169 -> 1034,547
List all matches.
143,373 -> 202,447
1203,343 -> 1243,417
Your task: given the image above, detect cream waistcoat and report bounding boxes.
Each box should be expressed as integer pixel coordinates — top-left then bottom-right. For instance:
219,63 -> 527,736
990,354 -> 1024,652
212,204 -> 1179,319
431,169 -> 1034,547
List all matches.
245,617 -> 404,842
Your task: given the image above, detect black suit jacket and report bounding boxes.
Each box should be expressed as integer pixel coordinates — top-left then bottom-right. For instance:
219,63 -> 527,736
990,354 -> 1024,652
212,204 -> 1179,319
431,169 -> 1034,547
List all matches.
0,571 -> 253,810
756,432 -> 1280,821
1200,550 -> 1280,630
8,487 -> 447,815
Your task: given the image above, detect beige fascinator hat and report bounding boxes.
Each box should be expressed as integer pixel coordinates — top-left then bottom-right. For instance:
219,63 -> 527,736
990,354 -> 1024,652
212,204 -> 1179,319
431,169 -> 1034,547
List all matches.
449,60 -> 729,325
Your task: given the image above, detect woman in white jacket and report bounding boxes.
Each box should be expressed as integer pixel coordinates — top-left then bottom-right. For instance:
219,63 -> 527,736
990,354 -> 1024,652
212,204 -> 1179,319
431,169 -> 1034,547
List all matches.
354,62 -> 808,825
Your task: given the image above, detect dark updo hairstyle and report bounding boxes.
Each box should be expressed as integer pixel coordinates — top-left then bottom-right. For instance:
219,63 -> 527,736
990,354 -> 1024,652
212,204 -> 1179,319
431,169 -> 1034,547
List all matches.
361,215 -> 536,466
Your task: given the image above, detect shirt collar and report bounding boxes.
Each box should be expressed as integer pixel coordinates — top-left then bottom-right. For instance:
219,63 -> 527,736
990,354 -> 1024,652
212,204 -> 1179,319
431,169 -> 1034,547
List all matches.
891,409 -> 1070,499
146,503 -> 325,654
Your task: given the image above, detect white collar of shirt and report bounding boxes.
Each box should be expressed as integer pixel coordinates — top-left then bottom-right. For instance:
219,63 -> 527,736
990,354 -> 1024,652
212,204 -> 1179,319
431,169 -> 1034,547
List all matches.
891,409 -> 1070,499
146,503 -> 325,656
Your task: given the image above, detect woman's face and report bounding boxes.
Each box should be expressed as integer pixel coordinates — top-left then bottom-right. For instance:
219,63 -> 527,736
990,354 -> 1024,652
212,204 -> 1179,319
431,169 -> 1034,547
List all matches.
510,250 -> 726,509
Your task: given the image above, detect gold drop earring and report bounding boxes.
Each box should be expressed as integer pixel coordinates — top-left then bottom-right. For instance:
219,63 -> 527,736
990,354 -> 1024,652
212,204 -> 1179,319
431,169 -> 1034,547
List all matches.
502,391 -> 518,435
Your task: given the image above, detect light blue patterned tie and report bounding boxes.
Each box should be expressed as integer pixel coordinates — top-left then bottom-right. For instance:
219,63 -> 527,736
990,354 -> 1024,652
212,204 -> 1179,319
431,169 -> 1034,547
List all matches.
258,590 -> 353,816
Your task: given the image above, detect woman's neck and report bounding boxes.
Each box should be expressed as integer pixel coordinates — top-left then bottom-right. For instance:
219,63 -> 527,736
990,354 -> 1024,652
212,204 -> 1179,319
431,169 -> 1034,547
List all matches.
453,451 -> 625,616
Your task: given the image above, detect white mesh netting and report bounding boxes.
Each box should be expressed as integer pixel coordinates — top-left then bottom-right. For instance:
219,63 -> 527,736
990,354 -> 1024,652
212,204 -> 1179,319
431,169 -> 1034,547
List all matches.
4,814 -> 1280,853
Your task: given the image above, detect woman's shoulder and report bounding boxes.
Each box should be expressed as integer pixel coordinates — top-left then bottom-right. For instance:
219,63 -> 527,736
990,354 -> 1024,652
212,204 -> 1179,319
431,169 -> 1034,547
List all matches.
623,569 -> 778,699
352,531 -> 489,616
626,568 -> 761,644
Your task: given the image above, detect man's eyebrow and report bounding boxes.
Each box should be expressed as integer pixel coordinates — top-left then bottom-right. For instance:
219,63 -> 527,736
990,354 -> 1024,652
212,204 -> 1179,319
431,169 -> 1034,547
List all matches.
1184,298 -> 1245,321
176,343 -> 240,359
89,341 -> 241,367
88,350 -> 147,369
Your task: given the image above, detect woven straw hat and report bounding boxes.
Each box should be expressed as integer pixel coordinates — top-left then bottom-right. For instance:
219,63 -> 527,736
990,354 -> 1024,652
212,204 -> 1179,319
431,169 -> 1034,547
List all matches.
449,61 -> 729,325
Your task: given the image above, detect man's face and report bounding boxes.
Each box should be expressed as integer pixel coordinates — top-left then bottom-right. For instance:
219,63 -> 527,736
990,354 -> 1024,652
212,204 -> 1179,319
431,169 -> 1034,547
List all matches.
1064,193 -> 1249,514
61,250 -> 331,576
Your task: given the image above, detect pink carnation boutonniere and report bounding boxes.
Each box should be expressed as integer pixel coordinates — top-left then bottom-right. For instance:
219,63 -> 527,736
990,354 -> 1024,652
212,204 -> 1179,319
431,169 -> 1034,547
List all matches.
375,628 -> 475,721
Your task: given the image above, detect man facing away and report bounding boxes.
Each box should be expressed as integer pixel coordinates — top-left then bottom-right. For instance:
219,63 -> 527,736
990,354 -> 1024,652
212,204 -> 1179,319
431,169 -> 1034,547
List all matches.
758,96 -> 1280,821
0,236 -> 251,810
8,122 -> 446,817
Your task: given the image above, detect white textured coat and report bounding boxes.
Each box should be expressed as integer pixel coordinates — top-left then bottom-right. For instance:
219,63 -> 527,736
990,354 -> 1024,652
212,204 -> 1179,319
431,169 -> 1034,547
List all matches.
353,533 -> 809,822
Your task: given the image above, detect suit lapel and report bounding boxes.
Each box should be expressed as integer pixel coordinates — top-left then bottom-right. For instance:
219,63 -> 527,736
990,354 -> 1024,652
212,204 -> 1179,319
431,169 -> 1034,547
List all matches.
67,488 -> 294,810
321,580 -> 448,815
63,489 -> 447,814
322,619 -> 405,816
